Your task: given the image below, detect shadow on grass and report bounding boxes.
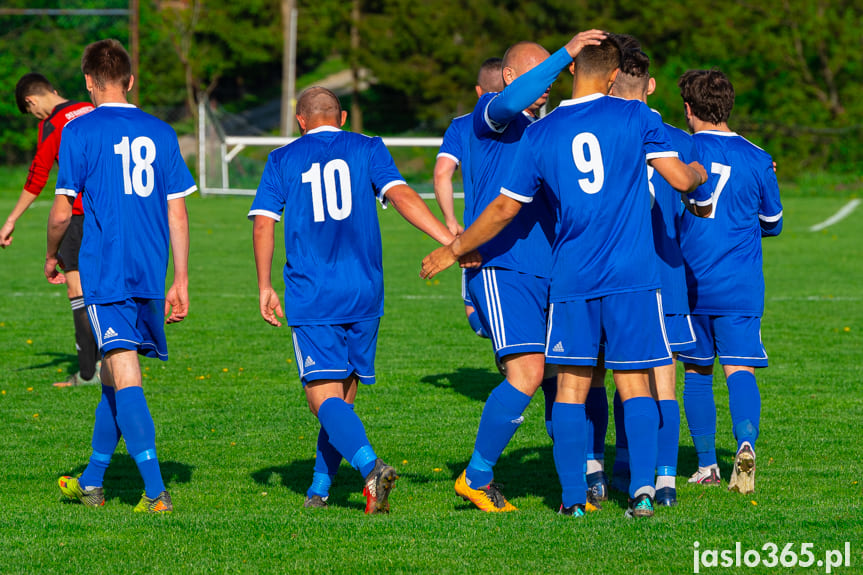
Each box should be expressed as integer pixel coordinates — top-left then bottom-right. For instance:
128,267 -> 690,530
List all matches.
420,367 -> 500,403
251,459 -> 365,511
25,351 -> 78,375
61,454 -> 194,506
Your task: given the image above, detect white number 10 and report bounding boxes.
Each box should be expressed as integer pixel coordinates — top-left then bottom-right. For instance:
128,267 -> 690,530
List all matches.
302,160 -> 352,222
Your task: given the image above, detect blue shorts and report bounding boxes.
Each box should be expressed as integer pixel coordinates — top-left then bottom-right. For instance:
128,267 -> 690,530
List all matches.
290,318 -> 380,386
678,314 -> 768,367
546,290 -> 672,370
467,267 -> 549,360
87,298 -> 167,360
665,314 -> 696,352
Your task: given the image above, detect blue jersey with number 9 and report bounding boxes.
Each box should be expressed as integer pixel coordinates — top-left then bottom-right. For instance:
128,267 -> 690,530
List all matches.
55,103 -> 196,304
501,94 -> 679,302
248,126 -> 406,326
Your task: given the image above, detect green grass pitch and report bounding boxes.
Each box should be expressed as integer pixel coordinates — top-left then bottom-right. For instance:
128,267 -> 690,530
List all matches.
0,168 -> 860,573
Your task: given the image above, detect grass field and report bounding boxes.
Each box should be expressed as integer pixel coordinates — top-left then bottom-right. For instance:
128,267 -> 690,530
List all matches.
0,167 -> 860,574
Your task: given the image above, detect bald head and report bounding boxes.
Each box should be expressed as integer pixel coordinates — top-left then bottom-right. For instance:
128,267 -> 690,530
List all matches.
502,42 -> 550,83
296,87 -> 343,131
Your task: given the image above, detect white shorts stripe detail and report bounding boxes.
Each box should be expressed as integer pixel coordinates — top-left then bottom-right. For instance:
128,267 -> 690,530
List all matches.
292,331 -> 305,379
545,303 -> 555,352
87,305 -> 103,349
483,268 -> 506,349
656,291 -> 672,357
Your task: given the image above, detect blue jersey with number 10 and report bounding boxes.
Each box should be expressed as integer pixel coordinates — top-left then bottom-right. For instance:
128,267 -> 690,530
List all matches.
55,103 -> 196,304
501,94 -> 679,302
249,126 -> 406,326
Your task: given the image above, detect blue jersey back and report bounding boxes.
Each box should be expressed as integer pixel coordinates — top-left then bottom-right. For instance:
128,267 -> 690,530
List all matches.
501,94 -> 678,301
648,120 -> 702,315
55,104 -> 196,304
679,131 -> 783,315
248,126 -> 405,325
437,113 -> 474,218
465,92 -> 554,277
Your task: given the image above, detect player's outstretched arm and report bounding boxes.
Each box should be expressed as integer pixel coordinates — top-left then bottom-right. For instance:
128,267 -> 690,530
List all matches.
252,215 -> 284,327
420,194 -> 522,279
386,184 -> 456,246
45,194 -> 73,284
1,189 -> 41,248
432,157 -> 463,235
165,197 -> 190,323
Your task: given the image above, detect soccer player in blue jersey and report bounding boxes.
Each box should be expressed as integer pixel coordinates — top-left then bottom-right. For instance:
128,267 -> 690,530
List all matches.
433,57 -> 503,340
606,39 -> 713,507
676,69 -> 782,495
47,39 -> 194,513
422,36 -> 707,518
250,87 -> 458,514
435,30 -> 607,513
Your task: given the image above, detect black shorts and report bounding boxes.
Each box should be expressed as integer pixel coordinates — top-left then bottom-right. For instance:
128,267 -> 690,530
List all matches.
58,214 -> 83,272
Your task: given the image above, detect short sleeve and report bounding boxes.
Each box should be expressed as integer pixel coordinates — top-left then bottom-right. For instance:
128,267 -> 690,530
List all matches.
166,128 -> 197,200
500,133 -> 541,204
437,119 -> 463,164
248,153 -> 286,221
55,125 -> 85,199
642,107 -> 677,161
473,93 -> 503,138
758,161 -> 783,222
368,137 -> 406,202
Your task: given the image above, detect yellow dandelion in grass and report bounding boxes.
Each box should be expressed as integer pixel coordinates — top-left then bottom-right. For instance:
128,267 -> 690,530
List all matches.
222,368 -> 229,372
261,492 -> 268,496
26,339 -> 32,345
197,375 -> 205,380
844,326 -> 851,332
433,279 -> 440,285
142,373 -> 148,378
0,321 -> 5,327
433,468 -> 442,473
27,387 -> 33,392
426,280 -> 432,286
299,436 -> 304,440
230,442 -> 236,446
211,428 -> 215,433
33,413 -> 39,418
1,390 -> 6,395
750,500 -> 757,506
239,367 -> 244,372
187,367 -> 192,371
402,460 -> 408,465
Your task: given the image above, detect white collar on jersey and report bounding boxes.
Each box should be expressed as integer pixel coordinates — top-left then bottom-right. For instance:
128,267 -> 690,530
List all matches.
696,130 -> 739,137
306,125 -> 341,135
97,102 -> 137,108
558,93 -> 605,107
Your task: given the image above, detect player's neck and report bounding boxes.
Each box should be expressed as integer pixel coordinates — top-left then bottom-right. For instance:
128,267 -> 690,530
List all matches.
690,118 -> 731,134
571,78 -> 610,100
90,87 -> 130,107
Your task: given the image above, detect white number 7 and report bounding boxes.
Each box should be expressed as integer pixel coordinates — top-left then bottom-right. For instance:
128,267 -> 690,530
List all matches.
707,162 -> 730,219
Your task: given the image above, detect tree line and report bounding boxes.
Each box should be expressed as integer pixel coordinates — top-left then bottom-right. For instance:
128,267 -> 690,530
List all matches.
1,0 -> 859,178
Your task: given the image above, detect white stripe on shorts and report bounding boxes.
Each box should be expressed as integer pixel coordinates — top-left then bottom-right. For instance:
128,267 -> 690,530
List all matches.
87,305 -> 103,349
292,330 -> 305,379
482,268 -> 506,349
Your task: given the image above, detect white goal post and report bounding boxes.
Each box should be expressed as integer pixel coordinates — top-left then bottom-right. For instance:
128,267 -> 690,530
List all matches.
197,96 -> 454,199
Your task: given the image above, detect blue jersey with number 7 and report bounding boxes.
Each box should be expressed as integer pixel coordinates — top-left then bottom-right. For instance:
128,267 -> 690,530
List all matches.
55,103 -> 196,305
679,131 -> 783,315
248,126 -> 406,326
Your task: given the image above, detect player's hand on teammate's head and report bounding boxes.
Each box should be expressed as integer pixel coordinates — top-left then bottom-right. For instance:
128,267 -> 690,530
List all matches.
165,282 -> 189,324
564,29 -> 607,58
44,255 -> 67,284
458,250 -> 482,269
420,245 -> 458,279
259,287 -> 284,327
0,221 -> 14,247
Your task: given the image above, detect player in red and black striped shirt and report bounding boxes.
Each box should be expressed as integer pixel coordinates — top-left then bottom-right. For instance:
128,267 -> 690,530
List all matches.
2,73 -> 99,386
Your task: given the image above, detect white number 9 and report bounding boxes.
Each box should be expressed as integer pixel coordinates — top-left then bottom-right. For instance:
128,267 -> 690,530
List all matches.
571,132 -> 604,194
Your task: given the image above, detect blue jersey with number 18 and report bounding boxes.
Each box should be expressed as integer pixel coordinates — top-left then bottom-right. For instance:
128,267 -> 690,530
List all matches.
501,94 -> 679,302
248,126 -> 406,326
679,130 -> 782,316
55,103 -> 197,305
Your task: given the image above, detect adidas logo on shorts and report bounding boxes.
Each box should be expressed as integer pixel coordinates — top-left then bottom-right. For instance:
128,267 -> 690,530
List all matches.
104,327 -> 119,339
304,356 -> 315,368
552,341 -> 564,353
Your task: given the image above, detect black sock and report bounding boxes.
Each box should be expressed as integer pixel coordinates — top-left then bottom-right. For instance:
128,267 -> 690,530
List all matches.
70,297 -> 99,380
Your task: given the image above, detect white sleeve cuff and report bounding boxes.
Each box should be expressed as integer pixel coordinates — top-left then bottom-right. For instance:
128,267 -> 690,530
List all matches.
56,188 -> 78,198
247,209 -> 281,222
436,152 -> 460,165
500,187 -> 533,203
167,185 -> 197,201
645,151 -> 679,160
759,211 -> 783,223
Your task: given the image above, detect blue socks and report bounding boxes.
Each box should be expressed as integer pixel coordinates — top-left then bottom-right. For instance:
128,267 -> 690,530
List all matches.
115,386 -> 165,498
623,397 -> 659,498
465,380 -> 530,487
467,310 -> 489,339
552,402 -> 587,508
317,397 -> 377,479
585,386 -> 608,462
656,399 -> 680,477
540,377 -> 556,439
683,372 -> 717,467
307,410 -> 349,498
612,390 -> 629,474
79,385 -> 121,489
727,370 -> 760,449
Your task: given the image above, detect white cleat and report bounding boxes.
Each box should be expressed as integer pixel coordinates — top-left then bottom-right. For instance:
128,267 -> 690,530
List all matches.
728,442 -> 756,494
